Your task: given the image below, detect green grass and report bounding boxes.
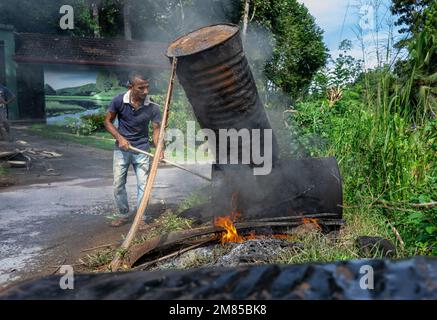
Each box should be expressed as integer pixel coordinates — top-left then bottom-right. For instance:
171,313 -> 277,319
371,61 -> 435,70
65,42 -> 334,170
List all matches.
45,101 -> 86,116
272,207 -> 405,265
92,87 -> 126,100
0,165 -> 9,176
46,87 -> 126,102
284,69 -> 436,256
176,188 -> 210,214
46,95 -> 112,102
82,248 -> 116,269
27,124 -> 115,150
82,210 -> 194,270
134,210 -> 194,244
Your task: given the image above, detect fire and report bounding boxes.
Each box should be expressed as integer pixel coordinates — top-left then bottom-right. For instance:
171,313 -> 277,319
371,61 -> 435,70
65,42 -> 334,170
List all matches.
214,213 -> 291,244
214,192 -> 245,244
272,234 -> 289,239
302,217 -> 321,229
214,192 -> 291,244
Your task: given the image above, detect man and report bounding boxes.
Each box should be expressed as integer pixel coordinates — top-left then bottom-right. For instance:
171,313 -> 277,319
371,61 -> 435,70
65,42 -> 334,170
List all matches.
0,83 -> 16,141
104,72 -> 163,227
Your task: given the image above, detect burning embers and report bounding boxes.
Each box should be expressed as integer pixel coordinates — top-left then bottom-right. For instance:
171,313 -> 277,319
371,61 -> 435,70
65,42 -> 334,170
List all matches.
214,213 -> 244,244
214,213 -> 321,244
302,218 -> 322,230
213,193 -> 313,244
214,193 -> 245,244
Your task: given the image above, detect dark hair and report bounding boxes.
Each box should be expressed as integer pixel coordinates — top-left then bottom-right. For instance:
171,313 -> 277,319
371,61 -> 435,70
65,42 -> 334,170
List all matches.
127,71 -> 149,86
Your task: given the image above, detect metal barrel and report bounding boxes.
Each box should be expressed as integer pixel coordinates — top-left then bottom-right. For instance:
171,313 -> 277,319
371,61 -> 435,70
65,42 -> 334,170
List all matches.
210,157 -> 343,220
167,24 -> 279,165
167,24 -> 343,220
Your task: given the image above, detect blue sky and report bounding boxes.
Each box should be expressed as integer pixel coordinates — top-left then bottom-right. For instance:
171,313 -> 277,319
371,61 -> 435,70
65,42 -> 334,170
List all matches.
299,0 -> 402,67
45,66 -> 97,90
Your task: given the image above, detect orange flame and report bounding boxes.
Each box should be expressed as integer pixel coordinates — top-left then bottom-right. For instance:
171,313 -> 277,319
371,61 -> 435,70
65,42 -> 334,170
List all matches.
302,217 -> 321,230
214,214 -> 244,244
272,234 -> 289,239
215,192 -> 291,244
245,231 -> 256,240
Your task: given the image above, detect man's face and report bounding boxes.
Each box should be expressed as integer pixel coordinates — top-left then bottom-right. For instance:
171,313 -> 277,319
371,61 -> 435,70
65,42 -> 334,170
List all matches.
130,77 -> 149,100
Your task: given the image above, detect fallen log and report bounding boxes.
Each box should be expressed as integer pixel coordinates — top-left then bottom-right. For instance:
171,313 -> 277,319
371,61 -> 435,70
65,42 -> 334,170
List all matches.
126,219 -> 344,267
131,236 -> 216,270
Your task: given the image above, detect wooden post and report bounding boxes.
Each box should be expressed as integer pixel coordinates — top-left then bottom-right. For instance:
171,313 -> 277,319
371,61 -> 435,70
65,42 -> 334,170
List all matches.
109,58 -> 178,271
242,0 -> 250,40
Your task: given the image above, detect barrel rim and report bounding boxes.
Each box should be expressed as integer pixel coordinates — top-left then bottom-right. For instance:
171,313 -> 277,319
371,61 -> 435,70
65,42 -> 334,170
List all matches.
166,23 -> 240,58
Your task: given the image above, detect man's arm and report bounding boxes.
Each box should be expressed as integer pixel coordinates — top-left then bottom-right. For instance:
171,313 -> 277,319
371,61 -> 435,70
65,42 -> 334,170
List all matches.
104,111 -> 130,150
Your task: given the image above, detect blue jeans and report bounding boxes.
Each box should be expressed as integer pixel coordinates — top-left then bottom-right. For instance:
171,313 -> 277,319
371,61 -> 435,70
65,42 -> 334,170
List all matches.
113,148 -> 150,218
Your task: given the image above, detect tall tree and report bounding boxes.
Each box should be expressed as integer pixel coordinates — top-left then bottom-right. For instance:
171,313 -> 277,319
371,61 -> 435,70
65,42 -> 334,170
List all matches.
123,0 -> 132,40
248,0 -> 328,98
91,2 -> 101,38
391,0 -> 436,47
242,0 -> 250,39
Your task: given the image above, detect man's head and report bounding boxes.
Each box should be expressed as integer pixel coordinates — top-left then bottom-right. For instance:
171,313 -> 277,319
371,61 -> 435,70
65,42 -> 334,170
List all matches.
127,71 -> 149,100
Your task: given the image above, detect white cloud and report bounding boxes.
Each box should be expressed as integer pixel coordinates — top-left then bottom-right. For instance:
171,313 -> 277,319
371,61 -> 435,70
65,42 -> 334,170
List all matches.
299,0 -> 397,66
298,0 -> 350,31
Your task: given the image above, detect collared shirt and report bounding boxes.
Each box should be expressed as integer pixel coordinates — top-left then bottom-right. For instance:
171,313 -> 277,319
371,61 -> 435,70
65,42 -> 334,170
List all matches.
108,91 -> 162,151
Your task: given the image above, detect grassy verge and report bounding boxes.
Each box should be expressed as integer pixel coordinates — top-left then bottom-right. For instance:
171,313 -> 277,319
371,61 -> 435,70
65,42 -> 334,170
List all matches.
0,165 -> 12,187
81,210 -> 194,270
0,165 -> 9,175
82,208 -> 402,271
176,187 -> 210,214
27,124 -> 115,150
273,207 -> 405,264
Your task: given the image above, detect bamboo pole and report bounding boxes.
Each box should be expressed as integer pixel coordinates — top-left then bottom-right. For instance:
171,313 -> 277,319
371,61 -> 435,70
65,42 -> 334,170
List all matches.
110,58 -> 178,271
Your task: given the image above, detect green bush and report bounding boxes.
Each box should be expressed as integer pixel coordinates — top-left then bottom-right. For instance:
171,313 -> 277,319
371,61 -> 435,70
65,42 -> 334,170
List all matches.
65,117 -> 98,136
80,113 -> 106,131
286,76 -> 436,255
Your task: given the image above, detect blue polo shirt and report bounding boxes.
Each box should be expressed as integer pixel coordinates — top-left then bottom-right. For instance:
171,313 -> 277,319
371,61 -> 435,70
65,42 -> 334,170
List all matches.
108,91 -> 161,152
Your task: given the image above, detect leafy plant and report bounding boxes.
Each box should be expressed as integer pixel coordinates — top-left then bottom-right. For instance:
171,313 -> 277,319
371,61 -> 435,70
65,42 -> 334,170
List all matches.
80,113 -> 106,131
65,117 -> 98,136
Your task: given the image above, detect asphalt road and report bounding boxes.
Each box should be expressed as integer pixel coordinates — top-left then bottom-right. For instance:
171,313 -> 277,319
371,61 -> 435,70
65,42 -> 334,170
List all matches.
0,127 -> 211,289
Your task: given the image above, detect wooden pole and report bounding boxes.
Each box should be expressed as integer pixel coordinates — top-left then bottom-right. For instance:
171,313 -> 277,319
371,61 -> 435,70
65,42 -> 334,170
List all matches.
242,0 -> 250,40
110,58 -> 178,271
128,145 -> 211,181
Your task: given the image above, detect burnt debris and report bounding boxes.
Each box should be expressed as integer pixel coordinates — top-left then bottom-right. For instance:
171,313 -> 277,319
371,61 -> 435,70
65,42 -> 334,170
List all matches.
1,257 -> 436,299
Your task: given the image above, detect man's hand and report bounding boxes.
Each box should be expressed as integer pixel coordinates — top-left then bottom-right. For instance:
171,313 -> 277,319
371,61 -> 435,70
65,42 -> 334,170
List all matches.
0,98 -> 5,105
159,150 -> 165,161
118,136 -> 130,151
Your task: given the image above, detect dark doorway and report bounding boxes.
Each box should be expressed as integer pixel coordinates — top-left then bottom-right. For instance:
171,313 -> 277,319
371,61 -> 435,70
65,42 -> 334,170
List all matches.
16,64 -> 46,121
0,41 -> 5,85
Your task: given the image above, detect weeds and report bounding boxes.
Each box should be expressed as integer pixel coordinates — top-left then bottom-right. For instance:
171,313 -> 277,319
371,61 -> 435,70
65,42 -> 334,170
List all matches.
82,249 -> 114,268
134,210 -> 194,244
176,188 -> 210,214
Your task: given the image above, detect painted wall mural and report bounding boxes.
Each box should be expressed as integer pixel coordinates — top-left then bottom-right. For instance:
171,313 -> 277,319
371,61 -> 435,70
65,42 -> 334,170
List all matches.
44,66 -> 126,124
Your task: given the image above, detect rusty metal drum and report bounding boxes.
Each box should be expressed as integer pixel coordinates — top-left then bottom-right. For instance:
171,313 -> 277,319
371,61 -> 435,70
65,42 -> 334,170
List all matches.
167,24 -> 279,164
